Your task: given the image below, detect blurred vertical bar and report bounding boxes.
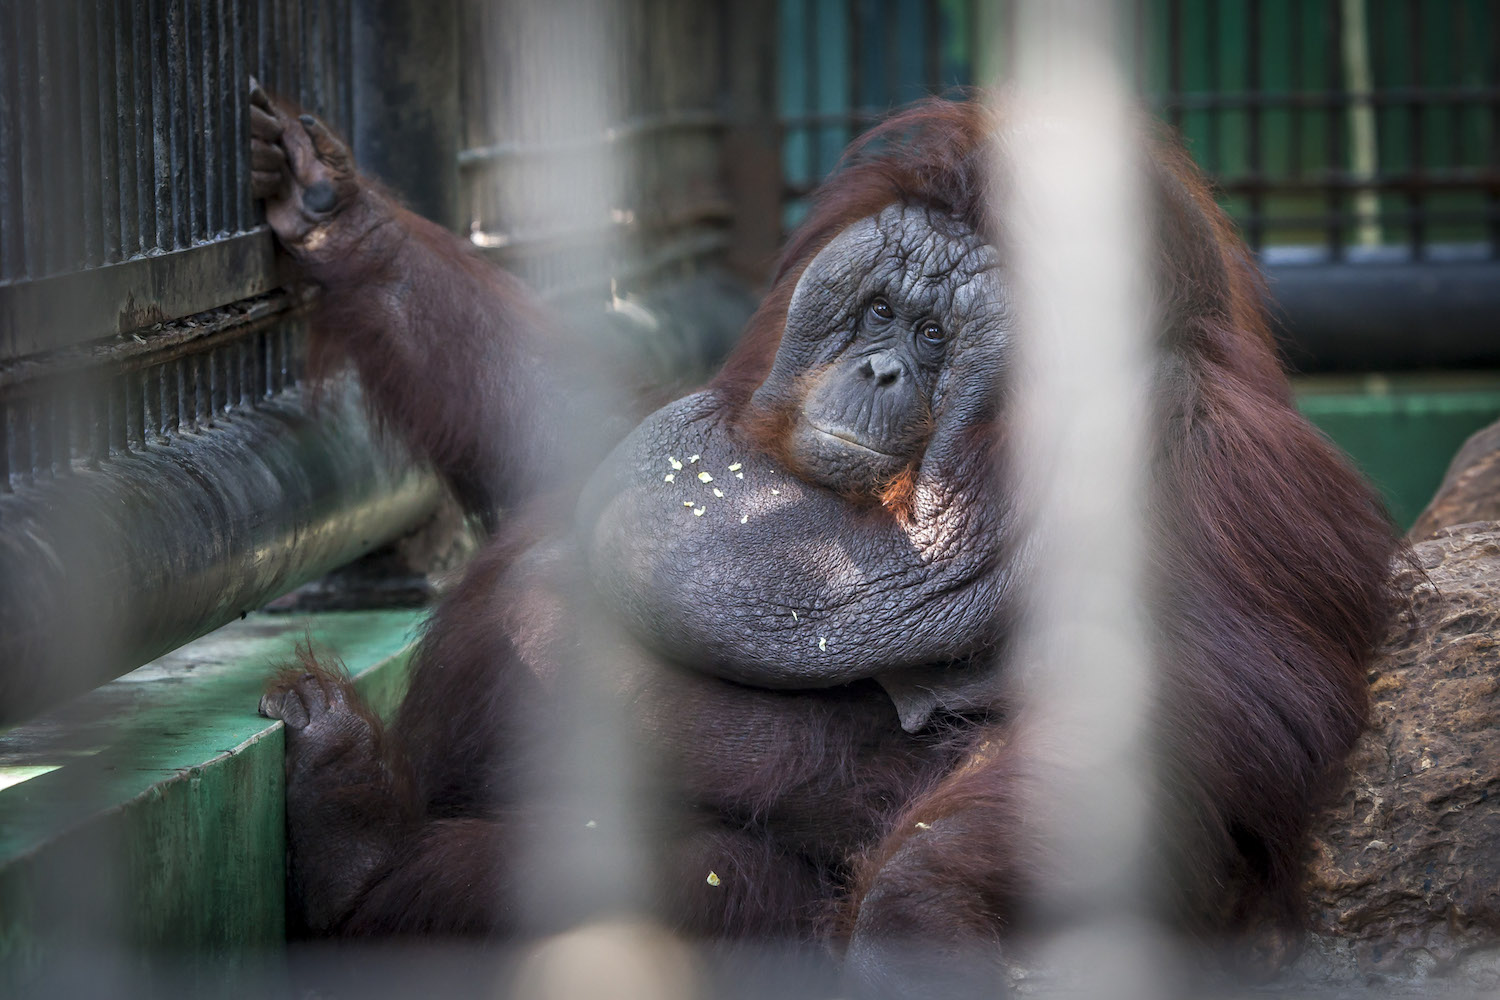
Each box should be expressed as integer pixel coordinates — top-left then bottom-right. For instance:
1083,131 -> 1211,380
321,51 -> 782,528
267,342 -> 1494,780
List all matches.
464,0 -> 648,946
1002,0 -> 1167,995
725,0 -> 784,283
75,0 -> 103,269
16,1 -> 43,279
349,0 -> 460,229
1342,0 -> 1381,248
93,0 -> 123,265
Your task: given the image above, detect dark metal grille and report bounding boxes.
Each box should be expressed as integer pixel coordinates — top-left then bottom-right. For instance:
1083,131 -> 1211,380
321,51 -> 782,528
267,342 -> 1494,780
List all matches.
0,0 -> 351,286
0,0 -> 354,486
0,295 -> 307,492
0,0 -> 352,359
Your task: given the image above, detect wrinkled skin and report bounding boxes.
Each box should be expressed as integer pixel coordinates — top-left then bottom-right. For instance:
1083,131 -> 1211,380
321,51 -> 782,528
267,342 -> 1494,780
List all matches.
253,91 -> 1398,998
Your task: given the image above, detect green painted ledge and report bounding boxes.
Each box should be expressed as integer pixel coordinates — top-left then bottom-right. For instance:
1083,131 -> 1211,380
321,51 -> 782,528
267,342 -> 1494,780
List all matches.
0,609 -> 425,995
1295,372 -> 1500,530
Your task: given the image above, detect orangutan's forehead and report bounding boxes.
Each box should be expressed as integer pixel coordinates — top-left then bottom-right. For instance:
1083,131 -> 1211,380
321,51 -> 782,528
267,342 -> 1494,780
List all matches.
866,202 -> 995,278
793,206 -> 1004,327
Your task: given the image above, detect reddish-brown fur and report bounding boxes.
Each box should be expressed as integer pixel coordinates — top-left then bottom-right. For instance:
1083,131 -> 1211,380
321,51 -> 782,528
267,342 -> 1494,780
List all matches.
258,96 -> 1400,983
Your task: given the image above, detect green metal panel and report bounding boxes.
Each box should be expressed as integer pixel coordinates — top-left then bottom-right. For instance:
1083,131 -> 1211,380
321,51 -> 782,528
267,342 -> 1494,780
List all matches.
777,0 -> 1498,250
0,609 -> 423,995
1296,372 -> 1500,529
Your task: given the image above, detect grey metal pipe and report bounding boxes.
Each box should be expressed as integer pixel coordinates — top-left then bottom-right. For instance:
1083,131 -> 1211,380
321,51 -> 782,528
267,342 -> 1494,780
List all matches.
1265,259 -> 1500,371
0,381 -> 441,724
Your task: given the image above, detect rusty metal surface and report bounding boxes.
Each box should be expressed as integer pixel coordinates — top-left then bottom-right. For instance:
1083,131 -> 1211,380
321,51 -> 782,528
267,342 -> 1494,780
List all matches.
0,231 -> 282,360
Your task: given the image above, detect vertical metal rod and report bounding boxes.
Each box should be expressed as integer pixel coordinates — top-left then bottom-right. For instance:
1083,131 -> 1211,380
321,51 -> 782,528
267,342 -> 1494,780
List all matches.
115,0 -> 142,259
239,335 -> 256,408
925,0 -> 942,90
286,0 -> 303,105
207,344 -> 224,419
966,0 -> 981,85
235,0 -> 252,233
169,0 -> 191,249
56,0 -> 86,273
886,0 -> 900,104
1326,0 -> 1346,260
1005,3 -> 1164,996
1246,0 -> 1264,250
30,394 -> 51,481
94,0 -> 123,264
15,396 -> 35,485
76,1 -> 105,269
1406,0 -> 1425,258
148,0 -> 171,250
1166,0 -> 1183,132
174,357 -> 189,432
259,330 -> 274,399
265,328 -> 281,396
126,370 -> 145,451
194,350 -> 212,427
202,0 -> 221,238
1343,0 -> 1381,248
847,0 -> 861,132
1204,0 -> 1220,172
107,376 -> 126,456
1446,1 -> 1464,182
161,363 -> 179,438
139,366 -> 157,445
33,1 -> 58,276
88,384 -> 107,468
16,2 -> 44,279
1288,0 -> 1305,188
0,5 -> 20,281
53,385 -> 73,475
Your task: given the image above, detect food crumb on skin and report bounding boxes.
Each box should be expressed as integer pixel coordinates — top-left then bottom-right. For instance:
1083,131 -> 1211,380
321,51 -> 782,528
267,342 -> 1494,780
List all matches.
689,454 -> 701,463
728,462 -> 742,471
669,457 -> 683,470
706,871 -> 721,887
698,471 -> 713,483
914,821 -> 931,831
664,473 -> 675,482
693,507 -> 705,516
713,488 -> 724,498
740,514 -> 748,524
791,610 -> 799,621
818,637 -> 827,651
683,501 -> 694,507
771,488 -> 780,495
735,472 -> 744,479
